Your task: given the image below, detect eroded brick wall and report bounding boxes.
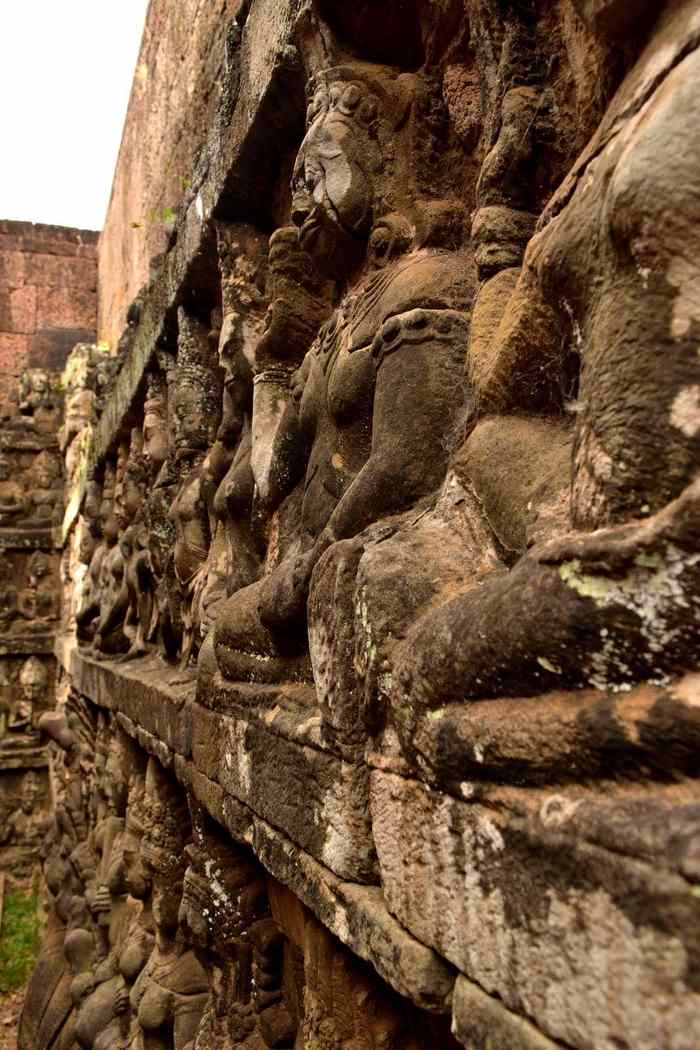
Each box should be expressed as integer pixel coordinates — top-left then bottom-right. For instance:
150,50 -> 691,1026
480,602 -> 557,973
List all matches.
0,221 -> 98,406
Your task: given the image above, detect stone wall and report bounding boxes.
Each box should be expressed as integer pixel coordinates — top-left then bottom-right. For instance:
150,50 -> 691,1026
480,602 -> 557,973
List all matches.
24,2 -> 700,1049
0,222 -> 94,878
0,221 -> 97,406
98,0 -> 245,350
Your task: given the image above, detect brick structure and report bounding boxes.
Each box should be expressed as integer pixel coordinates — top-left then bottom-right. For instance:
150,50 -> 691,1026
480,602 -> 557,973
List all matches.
0,221 -> 98,406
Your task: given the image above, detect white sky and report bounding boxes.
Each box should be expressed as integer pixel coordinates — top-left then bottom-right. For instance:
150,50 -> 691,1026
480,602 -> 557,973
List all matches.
1,0 -> 150,232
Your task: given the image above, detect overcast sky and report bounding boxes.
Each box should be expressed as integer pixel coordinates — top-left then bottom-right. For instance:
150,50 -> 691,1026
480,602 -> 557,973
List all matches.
1,1 -> 150,232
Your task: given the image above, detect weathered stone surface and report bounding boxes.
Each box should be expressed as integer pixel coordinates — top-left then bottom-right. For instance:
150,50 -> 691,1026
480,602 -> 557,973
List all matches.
385,673 -> 700,791
371,771 -> 700,1050
452,976 -> 564,1050
22,2 -> 700,1048
0,221 -> 97,406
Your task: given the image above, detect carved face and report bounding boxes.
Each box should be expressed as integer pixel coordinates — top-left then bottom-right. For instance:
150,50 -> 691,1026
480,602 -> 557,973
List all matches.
22,681 -> 42,703
292,85 -> 377,276
122,476 -> 143,519
104,748 -> 128,814
143,408 -> 168,471
123,847 -> 151,900
152,874 -> 183,935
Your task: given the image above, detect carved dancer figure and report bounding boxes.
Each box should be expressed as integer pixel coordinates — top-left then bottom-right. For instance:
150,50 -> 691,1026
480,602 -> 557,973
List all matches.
128,760 -> 209,1050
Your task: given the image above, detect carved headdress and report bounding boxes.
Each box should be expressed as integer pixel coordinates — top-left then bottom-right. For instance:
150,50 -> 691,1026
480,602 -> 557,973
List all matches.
181,801 -> 267,950
141,757 -> 190,877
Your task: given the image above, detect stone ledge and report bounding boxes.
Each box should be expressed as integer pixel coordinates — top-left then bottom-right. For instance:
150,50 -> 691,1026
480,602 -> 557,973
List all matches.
452,978 -> 565,1050
111,709 -> 455,1017
65,646 -> 376,883
0,633 -> 54,656
0,527 -> 56,550
0,741 -> 47,770
371,769 -> 700,1050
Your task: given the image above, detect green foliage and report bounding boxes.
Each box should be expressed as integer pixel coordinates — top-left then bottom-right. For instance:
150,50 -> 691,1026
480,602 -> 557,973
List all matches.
0,885 -> 40,994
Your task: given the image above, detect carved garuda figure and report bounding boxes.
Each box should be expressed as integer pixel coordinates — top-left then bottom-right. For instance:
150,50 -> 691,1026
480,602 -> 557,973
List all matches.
167,309 -> 222,666
384,0 -> 700,742
212,62 -> 474,684
196,224 -> 269,641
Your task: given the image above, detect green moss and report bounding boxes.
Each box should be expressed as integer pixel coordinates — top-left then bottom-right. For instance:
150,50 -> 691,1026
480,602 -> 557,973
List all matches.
0,885 -> 40,993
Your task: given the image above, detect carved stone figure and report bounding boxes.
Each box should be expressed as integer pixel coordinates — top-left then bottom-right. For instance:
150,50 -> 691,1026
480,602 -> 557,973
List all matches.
128,760 -> 209,1050
197,225 -> 268,640
18,551 -> 59,626
93,456 -> 130,657
167,309 -> 222,665
28,449 -> 64,526
116,429 -> 156,660
17,368 -> 63,433
0,451 -> 28,525
391,0 -> 700,735
213,64 -> 473,683
0,771 -> 47,846
77,476 -> 111,645
250,225 -> 334,520
142,368 -> 179,657
178,804 -> 278,1048
0,559 -> 18,631
8,656 -> 48,733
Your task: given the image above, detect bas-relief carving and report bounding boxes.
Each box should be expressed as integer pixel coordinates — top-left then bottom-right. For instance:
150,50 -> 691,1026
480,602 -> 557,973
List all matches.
387,0 -> 700,738
0,770 -> 50,849
34,3 -> 700,1049
166,310 -> 223,667
212,64 -> 474,685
